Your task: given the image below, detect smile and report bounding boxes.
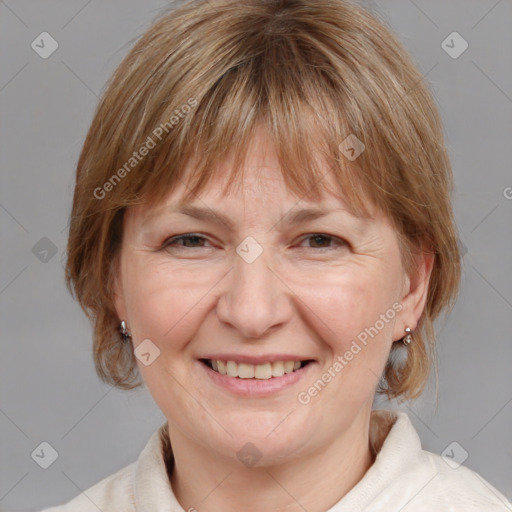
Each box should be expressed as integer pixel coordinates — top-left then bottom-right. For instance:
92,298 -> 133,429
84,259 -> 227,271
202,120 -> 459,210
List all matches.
198,357 -> 315,397
200,359 -> 312,380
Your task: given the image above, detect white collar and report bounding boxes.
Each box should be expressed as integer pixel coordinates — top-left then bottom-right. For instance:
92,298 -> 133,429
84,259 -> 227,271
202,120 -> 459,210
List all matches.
132,409 -> 419,511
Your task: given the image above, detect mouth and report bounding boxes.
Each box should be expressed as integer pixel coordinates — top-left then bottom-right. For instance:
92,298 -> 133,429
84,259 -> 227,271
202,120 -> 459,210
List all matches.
199,358 -> 314,380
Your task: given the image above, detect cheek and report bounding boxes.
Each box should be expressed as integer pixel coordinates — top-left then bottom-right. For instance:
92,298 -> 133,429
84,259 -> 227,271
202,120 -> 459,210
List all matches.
121,245 -> 402,362
293,263 -> 399,356
121,257 -> 215,348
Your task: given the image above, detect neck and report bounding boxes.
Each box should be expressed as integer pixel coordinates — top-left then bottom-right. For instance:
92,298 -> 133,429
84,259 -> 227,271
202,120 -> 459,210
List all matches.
168,408 -> 375,512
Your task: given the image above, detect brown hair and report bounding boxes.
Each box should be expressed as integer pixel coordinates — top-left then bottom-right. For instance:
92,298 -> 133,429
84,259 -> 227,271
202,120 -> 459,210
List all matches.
65,0 -> 461,400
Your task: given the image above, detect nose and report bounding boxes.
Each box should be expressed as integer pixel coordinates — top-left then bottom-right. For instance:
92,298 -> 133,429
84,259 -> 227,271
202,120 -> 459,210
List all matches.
215,244 -> 293,339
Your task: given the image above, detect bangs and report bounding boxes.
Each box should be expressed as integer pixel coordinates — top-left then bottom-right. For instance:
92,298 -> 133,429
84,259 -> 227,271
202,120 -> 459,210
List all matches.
108,7 -> 380,221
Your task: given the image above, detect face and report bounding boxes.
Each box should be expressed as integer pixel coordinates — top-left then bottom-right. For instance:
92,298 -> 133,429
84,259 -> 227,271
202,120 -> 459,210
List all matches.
113,125 -> 431,466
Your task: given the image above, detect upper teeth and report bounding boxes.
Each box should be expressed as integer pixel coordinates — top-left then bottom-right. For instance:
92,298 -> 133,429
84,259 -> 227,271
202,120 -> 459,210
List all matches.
210,360 -> 302,379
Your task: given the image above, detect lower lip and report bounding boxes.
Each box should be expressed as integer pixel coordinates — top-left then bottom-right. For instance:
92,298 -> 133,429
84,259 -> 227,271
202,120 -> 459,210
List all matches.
197,360 -> 315,397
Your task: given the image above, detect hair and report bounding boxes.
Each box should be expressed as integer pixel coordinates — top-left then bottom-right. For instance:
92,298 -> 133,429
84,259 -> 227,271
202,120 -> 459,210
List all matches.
65,0 -> 461,400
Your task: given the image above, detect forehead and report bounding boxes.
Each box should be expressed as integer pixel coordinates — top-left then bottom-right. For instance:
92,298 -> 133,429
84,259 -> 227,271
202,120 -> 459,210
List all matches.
134,163 -> 374,229
136,125 -> 377,224
130,177 -> 382,245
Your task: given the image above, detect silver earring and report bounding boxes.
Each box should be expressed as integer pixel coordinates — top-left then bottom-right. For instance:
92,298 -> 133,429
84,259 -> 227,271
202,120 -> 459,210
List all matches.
403,326 -> 412,345
388,327 -> 412,370
119,320 -> 132,342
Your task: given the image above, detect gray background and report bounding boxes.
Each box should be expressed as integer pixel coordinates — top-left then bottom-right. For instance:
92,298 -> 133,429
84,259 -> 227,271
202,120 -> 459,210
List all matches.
0,0 -> 511,510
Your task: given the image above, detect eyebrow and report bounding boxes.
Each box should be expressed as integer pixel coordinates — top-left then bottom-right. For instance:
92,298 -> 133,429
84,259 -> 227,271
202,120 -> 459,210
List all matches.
164,204 -> 365,231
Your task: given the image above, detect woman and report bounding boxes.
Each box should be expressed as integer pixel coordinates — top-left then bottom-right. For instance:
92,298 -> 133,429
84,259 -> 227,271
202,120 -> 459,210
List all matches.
42,0 -> 512,510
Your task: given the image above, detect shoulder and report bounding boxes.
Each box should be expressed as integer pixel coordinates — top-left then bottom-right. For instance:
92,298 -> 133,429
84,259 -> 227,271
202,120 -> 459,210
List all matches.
39,422 -> 171,512
40,462 -> 136,512
414,449 -> 512,511
360,410 -> 512,512
384,412 -> 511,511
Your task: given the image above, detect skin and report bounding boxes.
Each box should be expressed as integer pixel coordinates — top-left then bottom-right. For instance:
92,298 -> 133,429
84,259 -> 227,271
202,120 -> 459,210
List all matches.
113,124 -> 434,512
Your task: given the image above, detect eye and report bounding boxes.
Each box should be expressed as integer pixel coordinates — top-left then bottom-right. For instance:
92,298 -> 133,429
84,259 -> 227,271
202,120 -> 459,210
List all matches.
298,233 -> 347,250
161,233 -> 348,251
163,233 -> 211,249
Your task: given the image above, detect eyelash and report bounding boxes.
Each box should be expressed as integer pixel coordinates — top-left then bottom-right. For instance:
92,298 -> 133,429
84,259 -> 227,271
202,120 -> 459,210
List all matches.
162,233 -> 348,251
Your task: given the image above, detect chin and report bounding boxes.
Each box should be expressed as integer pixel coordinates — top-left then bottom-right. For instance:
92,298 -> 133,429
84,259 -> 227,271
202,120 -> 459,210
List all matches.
215,415 -> 308,459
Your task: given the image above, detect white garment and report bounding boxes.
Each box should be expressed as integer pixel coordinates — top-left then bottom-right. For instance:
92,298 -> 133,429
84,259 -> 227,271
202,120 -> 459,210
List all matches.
41,410 -> 512,511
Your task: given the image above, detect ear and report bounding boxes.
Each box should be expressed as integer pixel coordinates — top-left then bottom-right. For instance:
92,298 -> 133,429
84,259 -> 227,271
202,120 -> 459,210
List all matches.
393,247 -> 435,341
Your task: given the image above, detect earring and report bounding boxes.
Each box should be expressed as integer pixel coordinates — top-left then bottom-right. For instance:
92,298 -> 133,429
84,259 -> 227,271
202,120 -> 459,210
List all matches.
387,327 -> 413,370
402,326 -> 412,345
119,320 -> 132,342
